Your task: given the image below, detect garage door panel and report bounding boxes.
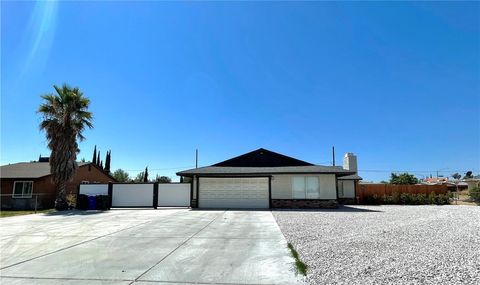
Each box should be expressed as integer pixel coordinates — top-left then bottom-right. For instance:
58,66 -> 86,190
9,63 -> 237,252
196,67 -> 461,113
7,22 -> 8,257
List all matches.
199,178 -> 269,209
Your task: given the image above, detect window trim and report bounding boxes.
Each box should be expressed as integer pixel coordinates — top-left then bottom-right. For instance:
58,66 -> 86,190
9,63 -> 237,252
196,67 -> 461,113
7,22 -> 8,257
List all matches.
12,181 -> 34,198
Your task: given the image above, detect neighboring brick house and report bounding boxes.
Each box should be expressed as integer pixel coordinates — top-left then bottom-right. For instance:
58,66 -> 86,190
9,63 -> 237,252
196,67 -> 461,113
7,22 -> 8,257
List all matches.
0,161 -> 116,210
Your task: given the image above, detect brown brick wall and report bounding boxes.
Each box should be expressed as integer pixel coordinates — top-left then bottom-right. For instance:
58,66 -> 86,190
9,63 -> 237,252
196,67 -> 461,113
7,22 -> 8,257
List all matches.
1,177 -> 56,210
66,164 -> 114,195
271,199 -> 338,209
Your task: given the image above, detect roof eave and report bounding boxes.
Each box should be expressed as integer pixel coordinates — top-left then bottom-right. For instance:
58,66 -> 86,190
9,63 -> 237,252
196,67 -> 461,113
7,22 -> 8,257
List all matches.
177,171 -> 356,177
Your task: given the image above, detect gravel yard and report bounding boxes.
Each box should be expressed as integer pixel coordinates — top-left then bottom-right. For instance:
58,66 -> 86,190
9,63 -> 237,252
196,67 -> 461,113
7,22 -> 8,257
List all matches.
273,205 -> 480,285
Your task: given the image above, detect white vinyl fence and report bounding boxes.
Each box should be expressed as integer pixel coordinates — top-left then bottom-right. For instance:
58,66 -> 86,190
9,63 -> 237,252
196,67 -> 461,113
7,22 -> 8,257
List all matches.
79,184 -> 108,196
112,184 -> 154,207
158,183 -> 191,207
79,183 -> 191,208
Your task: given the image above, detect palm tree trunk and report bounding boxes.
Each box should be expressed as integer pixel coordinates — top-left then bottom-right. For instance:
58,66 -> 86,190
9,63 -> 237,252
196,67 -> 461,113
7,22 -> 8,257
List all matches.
55,181 -> 69,210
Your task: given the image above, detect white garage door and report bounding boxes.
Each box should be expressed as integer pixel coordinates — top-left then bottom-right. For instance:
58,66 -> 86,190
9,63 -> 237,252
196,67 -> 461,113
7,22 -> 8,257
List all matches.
199,177 -> 269,209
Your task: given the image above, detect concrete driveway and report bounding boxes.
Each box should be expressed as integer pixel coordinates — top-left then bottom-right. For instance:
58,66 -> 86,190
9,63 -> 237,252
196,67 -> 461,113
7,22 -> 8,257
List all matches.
0,209 -> 304,285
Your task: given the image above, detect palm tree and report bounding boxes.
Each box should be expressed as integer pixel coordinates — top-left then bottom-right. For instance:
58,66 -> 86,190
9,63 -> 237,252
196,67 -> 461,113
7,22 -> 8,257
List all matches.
38,84 -> 93,210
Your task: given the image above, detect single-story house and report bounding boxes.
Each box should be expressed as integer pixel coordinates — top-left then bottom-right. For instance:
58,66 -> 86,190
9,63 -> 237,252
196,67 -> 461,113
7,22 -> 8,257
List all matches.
0,159 -> 116,210
177,148 -> 362,209
465,175 -> 480,191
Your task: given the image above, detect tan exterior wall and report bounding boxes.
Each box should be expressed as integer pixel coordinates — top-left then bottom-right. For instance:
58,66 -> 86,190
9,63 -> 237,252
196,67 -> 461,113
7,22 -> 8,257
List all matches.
466,180 -> 480,191
271,174 -> 337,200
338,180 -> 355,198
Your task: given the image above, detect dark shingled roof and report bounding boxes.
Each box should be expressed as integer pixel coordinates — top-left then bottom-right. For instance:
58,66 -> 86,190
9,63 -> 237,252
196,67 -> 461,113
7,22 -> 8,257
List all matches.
177,148 -> 360,177
177,165 -> 356,177
338,174 -> 363,180
213,148 -> 313,167
0,162 -> 89,179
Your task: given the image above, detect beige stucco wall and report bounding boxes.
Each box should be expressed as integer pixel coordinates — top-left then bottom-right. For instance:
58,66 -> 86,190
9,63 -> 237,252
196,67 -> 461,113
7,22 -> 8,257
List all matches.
466,180 -> 480,191
271,174 -> 337,199
338,180 -> 355,198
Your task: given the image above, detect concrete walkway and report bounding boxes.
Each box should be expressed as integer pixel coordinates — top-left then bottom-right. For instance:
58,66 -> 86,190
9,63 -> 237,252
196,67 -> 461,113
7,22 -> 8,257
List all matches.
0,209 -> 304,285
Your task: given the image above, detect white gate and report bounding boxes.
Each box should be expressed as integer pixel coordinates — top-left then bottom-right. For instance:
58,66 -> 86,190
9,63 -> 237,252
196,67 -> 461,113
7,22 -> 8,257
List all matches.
79,182 -> 191,208
79,184 -> 108,196
112,184 -> 154,207
158,183 -> 190,207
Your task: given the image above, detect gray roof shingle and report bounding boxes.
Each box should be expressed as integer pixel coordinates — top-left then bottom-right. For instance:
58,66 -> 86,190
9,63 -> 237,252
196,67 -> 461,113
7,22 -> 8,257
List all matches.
0,162 -> 89,179
338,174 -> 363,180
177,165 -> 356,177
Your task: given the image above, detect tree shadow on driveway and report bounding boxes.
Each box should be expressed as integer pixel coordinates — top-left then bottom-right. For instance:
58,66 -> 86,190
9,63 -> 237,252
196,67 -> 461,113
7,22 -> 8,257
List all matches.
45,209 -> 109,216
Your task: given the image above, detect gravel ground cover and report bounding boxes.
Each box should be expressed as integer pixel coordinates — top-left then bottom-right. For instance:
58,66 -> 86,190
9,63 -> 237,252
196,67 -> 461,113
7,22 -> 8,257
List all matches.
273,205 -> 480,285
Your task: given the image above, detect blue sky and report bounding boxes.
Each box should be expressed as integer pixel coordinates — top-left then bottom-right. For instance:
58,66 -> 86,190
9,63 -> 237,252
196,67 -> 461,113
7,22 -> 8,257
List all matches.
1,1 -> 479,182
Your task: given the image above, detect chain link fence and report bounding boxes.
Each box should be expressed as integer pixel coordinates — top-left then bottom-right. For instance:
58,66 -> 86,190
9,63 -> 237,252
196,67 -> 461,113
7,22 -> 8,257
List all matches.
0,193 -> 60,212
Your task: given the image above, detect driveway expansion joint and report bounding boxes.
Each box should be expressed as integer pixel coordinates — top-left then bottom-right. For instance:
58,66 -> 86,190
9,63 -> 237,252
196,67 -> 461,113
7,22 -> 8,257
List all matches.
132,210 -> 227,283
0,210 -> 183,271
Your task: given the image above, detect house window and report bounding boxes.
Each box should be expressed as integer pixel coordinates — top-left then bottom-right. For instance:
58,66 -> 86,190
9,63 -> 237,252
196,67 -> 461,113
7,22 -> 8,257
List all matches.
292,176 -> 320,199
12,181 -> 33,198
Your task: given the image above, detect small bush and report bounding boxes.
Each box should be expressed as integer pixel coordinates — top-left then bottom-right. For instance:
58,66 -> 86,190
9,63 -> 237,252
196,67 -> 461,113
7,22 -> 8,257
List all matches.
361,192 -> 449,205
391,192 -> 400,204
435,194 -> 450,205
399,193 -> 413,205
383,194 -> 395,205
362,194 -> 382,205
428,192 -> 437,204
416,194 -> 427,205
470,187 -> 480,203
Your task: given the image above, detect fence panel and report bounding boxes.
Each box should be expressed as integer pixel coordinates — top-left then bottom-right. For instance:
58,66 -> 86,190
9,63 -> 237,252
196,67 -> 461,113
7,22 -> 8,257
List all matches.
0,193 -> 56,211
358,184 -> 448,200
112,183 -> 154,207
79,184 -> 108,196
158,183 -> 191,207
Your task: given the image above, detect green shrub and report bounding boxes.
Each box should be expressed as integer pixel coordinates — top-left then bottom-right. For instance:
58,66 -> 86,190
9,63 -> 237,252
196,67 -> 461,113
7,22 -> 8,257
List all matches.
416,194 -> 427,205
428,192 -> 437,204
470,187 -> 480,203
361,192 -> 451,206
391,192 -> 400,204
435,194 -> 450,205
362,194 -> 381,205
399,193 -> 414,205
383,195 -> 395,205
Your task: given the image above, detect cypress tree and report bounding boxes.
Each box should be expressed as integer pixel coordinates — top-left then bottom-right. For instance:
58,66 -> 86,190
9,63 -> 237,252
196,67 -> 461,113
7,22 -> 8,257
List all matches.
97,151 -> 101,167
105,150 -> 111,173
92,145 -> 97,164
143,167 -> 148,182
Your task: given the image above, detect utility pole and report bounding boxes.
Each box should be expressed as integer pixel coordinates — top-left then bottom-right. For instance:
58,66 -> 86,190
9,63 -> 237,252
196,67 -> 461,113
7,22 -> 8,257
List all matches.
332,146 -> 335,166
195,149 -> 198,168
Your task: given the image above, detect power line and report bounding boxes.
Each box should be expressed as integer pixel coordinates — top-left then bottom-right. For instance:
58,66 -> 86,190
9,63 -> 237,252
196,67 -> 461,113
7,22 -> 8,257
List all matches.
121,165 -> 195,172
358,169 -> 474,173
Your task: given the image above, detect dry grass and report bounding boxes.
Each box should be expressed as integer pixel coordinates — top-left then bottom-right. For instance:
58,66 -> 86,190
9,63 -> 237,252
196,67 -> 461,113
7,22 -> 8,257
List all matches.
0,209 -> 55,218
